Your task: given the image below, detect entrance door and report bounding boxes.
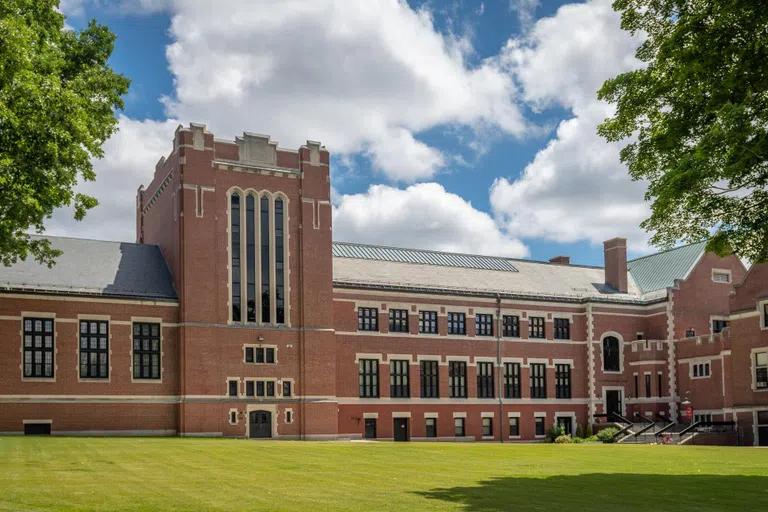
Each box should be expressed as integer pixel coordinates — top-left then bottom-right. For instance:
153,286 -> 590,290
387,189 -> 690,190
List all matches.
606,390 -> 622,421
249,411 -> 272,438
394,418 -> 409,442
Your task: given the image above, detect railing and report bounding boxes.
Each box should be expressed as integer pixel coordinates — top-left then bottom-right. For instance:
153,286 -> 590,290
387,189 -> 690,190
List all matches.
631,413 -> 656,438
611,413 -> 635,440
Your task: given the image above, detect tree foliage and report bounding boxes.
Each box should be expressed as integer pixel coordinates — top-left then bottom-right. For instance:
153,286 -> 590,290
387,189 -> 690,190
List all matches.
0,0 -> 130,266
598,0 -> 768,263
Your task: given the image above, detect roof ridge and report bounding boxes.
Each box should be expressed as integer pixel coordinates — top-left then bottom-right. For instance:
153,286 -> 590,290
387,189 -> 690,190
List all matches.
29,234 -> 156,248
331,240 -> 605,270
627,240 -> 706,264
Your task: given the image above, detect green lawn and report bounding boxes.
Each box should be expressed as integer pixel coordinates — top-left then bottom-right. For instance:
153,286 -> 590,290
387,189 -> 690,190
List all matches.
1,438 -> 767,511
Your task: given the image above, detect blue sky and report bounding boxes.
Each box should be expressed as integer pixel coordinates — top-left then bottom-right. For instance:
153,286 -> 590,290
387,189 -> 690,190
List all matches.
54,0 -> 651,267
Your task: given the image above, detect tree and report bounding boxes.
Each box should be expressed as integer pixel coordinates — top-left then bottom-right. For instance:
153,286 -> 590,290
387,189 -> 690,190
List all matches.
597,0 -> 768,263
0,0 -> 130,267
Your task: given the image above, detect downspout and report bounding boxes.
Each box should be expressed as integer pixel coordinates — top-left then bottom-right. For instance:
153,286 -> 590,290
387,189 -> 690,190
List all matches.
496,294 -> 503,443
299,161 -> 306,440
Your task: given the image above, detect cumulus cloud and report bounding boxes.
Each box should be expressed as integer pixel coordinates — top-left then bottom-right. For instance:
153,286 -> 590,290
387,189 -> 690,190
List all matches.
161,0 -> 526,182
333,183 -> 529,258
509,0 -> 540,31
491,0 -> 651,252
46,116 -> 179,242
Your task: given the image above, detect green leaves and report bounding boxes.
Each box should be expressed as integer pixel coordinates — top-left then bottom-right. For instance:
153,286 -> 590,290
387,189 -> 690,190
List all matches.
0,0 -> 130,267
598,0 -> 768,263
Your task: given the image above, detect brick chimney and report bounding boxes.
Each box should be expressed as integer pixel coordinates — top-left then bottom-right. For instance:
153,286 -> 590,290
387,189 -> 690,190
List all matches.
549,255 -> 570,265
604,237 -> 628,293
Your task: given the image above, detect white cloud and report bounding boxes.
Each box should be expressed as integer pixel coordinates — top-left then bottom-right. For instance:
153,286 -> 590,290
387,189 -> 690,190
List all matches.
46,116 -> 179,242
57,0 -> 84,17
161,0 -> 526,182
333,183 -> 529,258
509,0 -> 540,31
491,0 -> 651,252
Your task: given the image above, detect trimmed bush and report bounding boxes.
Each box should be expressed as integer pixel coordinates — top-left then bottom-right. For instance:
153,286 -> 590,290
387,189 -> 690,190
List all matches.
597,427 -> 620,443
576,423 -> 584,439
545,423 -> 566,443
554,435 -> 572,444
585,423 -> 593,438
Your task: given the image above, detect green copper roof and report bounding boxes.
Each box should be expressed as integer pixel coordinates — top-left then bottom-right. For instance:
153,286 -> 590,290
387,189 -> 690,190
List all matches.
628,241 -> 707,293
332,241 -> 519,272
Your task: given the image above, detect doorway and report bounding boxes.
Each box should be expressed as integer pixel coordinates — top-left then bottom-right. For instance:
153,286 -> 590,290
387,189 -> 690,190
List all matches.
393,418 -> 409,442
249,410 -> 272,438
606,390 -> 622,421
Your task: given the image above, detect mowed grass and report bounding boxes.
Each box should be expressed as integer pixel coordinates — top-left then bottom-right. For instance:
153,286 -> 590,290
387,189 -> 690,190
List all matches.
1,438 -> 767,512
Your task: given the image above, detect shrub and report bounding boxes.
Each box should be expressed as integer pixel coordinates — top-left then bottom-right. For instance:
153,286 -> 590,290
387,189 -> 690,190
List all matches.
554,435 -> 572,444
597,427 -> 619,443
584,435 -> 599,443
576,423 -> 584,439
585,423 -> 593,438
545,422 -> 565,443
572,437 -> 584,444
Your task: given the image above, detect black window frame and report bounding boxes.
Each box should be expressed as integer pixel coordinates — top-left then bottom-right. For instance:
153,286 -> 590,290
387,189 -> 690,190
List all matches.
359,359 -> 379,398
246,380 -> 255,397
658,372 -> 663,397
645,373 -> 652,398
228,380 -> 239,397
389,309 -> 409,333
449,361 -> 467,398
420,360 -> 439,398
503,315 -> 519,337
756,352 -> 768,390
475,314 -> 493,337
504,362 -> 521,398
425,417 -> 437,438
529,317 -> 545,339
553,318 -> 570,340
509,416 -> 520,436
454,417 -> 465,437
530,363 -> 547,399
256,381 -> 264,397
555,364 -> 571,399
556,416 -> 573,436
132,322 -> 161,380
535,417 -> 545,436
477,362 -> 495,398
266,381 -> 275,397
712,319 -> 729,333
245,347 -> 254,363
22,317 -> 55,379
419,311 -> 438,334
634,374 -> 639,398
482,417 -> 493,437
447,313 -> 466,335
685,329 -> 696,338
358,308 -> 379,332
389,359 -> 410,398
283,380 -> 292,397
603,336 -> 620,372
79,320 -> 109,379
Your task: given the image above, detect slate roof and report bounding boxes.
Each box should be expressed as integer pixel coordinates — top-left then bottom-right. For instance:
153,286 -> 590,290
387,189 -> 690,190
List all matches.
627,241 -> 706,293
332,242 -> 665,304
0,236 -> 177,301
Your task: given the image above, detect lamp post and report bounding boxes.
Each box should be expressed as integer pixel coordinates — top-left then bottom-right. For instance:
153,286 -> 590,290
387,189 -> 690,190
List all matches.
681,392 -> 693,424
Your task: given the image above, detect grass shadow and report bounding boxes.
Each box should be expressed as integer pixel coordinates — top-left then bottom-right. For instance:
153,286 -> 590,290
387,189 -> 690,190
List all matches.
415,473 -> 768,511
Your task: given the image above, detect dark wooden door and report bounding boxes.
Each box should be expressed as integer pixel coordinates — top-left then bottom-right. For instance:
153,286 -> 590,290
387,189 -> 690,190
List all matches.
394,418 -> 409,441
249,411 -> 271,438
606,390 -> 622,421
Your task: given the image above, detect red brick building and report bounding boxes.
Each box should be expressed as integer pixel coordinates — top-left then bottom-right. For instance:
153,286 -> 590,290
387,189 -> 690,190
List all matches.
1,124 -> 766,444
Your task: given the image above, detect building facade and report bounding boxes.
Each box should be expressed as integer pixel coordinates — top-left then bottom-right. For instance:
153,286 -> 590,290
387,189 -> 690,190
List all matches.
1,124 -> 766,445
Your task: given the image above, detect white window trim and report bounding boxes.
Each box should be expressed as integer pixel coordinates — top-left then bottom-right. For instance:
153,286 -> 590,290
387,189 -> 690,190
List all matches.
363,412 -> 379,419
453,412 -> 467,418
284,408 -> 294,424
759,299 -> 768,331
20,312 -> 57,383
600,331 -> 624,374
229,408 -> 238,425
710,315 -> 729,334
424,412 -> 439,419
481,411 -> 495,418
751,347 -> 768,392
226,377 -> 240,398
243,344 -> 279,364
711,268 -> 732,283
689,361 -> 712,380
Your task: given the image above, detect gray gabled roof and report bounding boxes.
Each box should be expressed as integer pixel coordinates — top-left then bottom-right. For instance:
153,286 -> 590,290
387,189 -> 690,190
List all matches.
628,241 -> 706,293
332,241 -> 519,272
0,236 -> 177,301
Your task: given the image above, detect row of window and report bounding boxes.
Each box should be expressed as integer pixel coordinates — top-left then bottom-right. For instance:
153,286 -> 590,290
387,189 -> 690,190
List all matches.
363,414 -> 573,439
358,360 -> 572,399
230,193 -> 287,324
634,372 -> 665,399
358,308 -> 571,339
23,318 -> 161,380
244,346 -> 276,364
228,379 -> 292,398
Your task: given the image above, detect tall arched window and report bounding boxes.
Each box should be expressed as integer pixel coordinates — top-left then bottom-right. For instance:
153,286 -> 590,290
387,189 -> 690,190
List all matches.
246,196 -> 256,322
230,193 -> 241,322
275,198 -> 285,323
603,336 -> 620,372
260,196 -> 271,323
